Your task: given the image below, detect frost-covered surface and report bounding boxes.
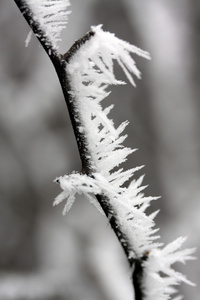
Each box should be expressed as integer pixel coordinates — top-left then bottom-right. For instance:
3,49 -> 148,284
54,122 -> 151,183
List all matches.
26,0 -> 71,50
55,25 -> 159,256
53,25 -> 195,299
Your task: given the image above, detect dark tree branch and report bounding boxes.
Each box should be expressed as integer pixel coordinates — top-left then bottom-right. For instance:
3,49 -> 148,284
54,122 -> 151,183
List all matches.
14,0 -> 95,172
132,254 -> 148,300
13,1 -> 147,299
14,0 -> 58,60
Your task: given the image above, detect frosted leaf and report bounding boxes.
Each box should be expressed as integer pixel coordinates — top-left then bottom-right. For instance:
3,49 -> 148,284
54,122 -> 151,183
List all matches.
26,0 -> 71,50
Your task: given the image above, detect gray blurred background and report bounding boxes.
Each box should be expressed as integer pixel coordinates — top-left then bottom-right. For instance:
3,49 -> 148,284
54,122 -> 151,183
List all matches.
0,0 -> 199,299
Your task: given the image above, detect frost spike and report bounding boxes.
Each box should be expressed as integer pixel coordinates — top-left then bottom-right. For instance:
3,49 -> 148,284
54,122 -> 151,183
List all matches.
25,0 -> 71,50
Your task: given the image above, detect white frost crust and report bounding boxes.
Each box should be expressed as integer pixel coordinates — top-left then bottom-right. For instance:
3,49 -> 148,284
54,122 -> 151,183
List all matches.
26,0 -> 71,50
54,25 -> 195,299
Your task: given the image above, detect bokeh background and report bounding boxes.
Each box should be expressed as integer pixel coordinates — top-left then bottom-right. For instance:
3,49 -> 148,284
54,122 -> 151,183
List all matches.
0,0 -> 199,299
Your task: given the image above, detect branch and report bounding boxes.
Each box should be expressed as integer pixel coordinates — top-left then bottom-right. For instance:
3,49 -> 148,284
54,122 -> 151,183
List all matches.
14,0 -> 58,59
13,2 -> 195,300
14,1 -> 147,297
14,0 -> 94,171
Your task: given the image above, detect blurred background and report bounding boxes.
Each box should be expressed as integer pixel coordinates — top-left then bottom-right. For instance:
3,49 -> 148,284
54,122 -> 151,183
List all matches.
0,0 -> 199,299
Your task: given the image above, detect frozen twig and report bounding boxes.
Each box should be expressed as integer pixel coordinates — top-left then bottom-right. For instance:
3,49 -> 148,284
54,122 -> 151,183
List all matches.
14,1 -> 195,299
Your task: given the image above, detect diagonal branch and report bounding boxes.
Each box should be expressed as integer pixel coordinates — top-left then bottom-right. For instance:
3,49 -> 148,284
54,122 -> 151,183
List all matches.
14,0 -> 58,59
13,2 -> 195,300
14,2 -> 147,299
14,0 -> 95,172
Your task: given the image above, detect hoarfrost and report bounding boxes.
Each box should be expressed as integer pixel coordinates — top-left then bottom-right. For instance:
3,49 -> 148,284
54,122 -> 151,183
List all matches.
53,25 -> 195,299
26,0 -> 71,50
143,237 -> 196,300
55,25 -> 159,257
25,30 -> 32,47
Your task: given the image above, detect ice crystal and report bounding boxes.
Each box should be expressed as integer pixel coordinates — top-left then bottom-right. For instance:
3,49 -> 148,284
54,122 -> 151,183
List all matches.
143,237 -> 196,300
66,25 -> 150,175
54,173 -> 103,215
26,0 -> 71,50
13,0 -> 196,299
53,25 -> 195,299
55,25 -> 160,257
25,30 -> 32,47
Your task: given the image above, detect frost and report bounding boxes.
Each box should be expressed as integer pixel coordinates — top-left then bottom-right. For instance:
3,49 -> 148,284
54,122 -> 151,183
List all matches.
54,173 -> 102,214
26,0 -> 71,49
143,237 -> 196,300
53,25 -> 195,299
25,30 -> 32,47
66,25 -> 150,177
59,27 -> 156,256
